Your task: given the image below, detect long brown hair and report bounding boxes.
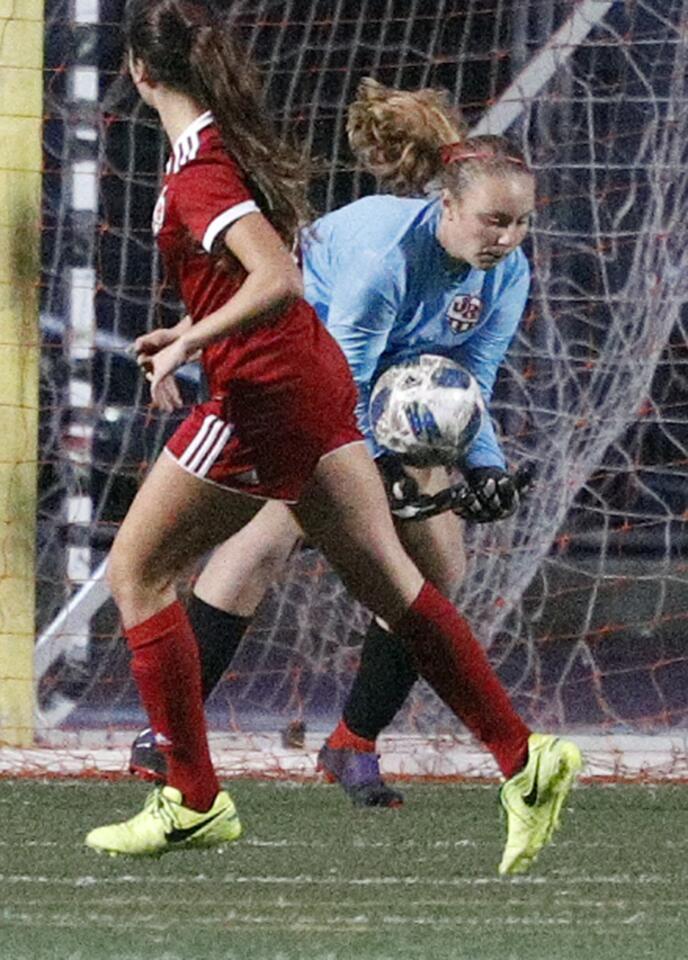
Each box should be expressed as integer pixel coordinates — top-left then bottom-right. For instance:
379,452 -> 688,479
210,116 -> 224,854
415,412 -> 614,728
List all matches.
347,78 -> 531,198
124,0 -> 311,245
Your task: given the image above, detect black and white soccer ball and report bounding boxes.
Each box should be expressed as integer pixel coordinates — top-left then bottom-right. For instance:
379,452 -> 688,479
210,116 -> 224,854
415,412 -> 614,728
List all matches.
369,354 -> 485,467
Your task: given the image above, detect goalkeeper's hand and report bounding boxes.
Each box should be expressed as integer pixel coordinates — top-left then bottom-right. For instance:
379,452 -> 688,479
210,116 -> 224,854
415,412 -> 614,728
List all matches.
376,453 -> 443,521
459,464 -> 533,523
377,454 -> 535,524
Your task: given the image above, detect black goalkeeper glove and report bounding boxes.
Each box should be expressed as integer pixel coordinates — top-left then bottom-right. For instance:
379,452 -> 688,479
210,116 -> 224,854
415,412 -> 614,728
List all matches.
460,465 -> 526,523
378,455 -> 535,524
376,453 -> 443,521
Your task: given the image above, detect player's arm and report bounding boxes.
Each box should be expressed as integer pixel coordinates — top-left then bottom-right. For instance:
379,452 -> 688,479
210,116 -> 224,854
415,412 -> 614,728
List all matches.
453,256 -> 532,521
144,159 -> 302,401
135,315 -> 194,412
323,255 -> 400,449
135,313 -> 192,357
458,257 -> 530,467
182,214 -> 303,354
146,216 -> 302,402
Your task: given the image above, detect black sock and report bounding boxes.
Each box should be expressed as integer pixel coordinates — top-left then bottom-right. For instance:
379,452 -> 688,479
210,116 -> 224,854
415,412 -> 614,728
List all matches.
342,619 -> 418,741
187,594 -> 251,701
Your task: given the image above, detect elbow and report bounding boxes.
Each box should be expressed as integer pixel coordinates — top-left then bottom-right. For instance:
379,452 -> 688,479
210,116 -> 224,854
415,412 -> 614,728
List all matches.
249,262 -> 304,316
276,264 -> 304,304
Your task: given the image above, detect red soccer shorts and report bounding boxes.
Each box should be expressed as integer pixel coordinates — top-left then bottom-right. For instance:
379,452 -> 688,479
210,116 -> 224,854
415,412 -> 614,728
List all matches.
166,390 -> 362,502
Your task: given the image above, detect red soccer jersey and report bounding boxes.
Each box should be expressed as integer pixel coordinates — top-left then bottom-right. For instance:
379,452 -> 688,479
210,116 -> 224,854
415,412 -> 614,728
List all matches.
152,111 -> 315,398
155,112 -> 362,499
153,111 -> 257,314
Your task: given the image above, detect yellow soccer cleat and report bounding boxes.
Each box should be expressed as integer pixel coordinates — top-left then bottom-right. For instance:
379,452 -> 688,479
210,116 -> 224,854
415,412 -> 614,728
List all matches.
85,785 -> 242,857
498,733 -> 583,876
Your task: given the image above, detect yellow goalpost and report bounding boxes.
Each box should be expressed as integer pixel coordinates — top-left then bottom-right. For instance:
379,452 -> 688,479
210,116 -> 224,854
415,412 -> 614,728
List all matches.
0,1 -> 43,745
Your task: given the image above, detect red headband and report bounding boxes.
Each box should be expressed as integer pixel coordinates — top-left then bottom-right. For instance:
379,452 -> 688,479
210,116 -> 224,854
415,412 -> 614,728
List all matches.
440,142 -> 526,168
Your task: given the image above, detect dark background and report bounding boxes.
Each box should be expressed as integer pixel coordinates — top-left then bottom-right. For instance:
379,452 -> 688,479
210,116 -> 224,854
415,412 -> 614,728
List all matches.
37,1 -> 688,737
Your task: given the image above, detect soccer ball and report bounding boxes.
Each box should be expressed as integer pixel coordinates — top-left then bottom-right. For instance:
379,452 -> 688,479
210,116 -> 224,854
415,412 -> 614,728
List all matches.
369,354 -> 484,467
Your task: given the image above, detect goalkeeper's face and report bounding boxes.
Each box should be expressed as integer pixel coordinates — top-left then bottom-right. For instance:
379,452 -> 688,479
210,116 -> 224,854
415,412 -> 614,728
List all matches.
438,173 -> 535,271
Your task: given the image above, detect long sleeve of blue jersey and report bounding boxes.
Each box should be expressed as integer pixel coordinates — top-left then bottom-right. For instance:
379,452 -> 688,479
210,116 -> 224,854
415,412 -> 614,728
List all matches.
318,256 -> 402,454
456,255 -> 531,470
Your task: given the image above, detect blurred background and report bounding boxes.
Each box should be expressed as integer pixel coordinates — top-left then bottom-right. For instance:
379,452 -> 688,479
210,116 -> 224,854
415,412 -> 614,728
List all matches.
35,0 -> 688,755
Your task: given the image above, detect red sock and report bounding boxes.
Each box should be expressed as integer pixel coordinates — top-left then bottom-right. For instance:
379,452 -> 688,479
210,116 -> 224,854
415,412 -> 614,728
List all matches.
395,581 -> 530,778
327,719 -> 375,752
126,601 -> 220,811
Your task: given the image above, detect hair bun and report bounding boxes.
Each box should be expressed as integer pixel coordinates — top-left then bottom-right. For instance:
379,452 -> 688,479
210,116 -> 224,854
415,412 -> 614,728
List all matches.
346,78 -> 465,195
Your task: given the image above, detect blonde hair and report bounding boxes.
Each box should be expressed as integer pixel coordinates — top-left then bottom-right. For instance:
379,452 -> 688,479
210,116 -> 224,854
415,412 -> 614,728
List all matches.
347,77 -> 531,197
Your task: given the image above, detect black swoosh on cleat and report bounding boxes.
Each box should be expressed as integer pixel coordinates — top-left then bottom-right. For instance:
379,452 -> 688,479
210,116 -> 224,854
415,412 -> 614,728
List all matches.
165,808 -> 229,844
522,752 -> 541,807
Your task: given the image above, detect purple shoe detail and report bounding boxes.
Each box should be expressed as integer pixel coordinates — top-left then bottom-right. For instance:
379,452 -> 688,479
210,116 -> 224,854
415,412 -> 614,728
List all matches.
129,727 -> 168,783
317,742 -> 404,808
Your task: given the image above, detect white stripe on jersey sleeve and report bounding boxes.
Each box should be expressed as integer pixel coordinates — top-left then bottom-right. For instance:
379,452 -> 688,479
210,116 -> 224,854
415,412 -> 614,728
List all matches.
202,200 -> 260,252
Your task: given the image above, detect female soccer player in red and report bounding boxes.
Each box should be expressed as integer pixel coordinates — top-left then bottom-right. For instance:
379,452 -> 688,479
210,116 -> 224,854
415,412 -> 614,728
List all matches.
130,81 -> 533,806
85,0 -> 581,876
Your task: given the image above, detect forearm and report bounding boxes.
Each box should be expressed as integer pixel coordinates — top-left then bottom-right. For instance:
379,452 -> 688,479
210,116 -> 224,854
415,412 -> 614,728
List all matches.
182,269 -> 301,354
462,415 -> 506,470
171,314 -> 193,337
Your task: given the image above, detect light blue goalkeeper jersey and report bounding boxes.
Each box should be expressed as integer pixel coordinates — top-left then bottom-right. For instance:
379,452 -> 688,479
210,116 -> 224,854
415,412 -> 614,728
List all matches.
302,194 -> 531,469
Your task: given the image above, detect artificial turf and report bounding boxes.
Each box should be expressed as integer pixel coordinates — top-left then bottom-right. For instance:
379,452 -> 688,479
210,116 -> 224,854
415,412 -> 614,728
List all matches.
0,778 -> 687,960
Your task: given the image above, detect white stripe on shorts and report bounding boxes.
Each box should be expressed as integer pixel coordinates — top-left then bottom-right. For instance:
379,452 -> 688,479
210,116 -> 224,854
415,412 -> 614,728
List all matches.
178,414 -> 220,469
195,423 -> 232,477
178,414 -> 233,477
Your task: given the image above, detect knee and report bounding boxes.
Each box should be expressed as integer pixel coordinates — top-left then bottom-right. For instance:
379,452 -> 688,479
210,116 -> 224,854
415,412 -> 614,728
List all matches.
107,539 -> 168,613
254,538 -> 298,586
106,545 -> 136,610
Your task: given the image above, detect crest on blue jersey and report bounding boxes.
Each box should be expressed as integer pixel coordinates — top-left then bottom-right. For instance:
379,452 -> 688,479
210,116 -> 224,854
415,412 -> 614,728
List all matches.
447,293 -> 483,334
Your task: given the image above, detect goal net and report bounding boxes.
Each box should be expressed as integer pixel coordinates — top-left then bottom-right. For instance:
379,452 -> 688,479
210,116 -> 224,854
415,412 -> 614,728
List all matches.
19,0 -> 688,779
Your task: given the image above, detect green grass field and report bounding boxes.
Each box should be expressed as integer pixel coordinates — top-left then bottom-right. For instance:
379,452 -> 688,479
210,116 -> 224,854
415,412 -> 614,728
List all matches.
1,779 -> 687,960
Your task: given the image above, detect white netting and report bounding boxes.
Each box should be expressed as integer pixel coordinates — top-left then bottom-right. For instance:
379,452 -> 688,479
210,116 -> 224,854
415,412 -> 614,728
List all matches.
33,0 -> 688,773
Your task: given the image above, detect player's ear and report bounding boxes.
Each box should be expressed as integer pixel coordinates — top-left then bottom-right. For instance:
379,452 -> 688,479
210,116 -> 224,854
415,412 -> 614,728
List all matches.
128,53 -> 148,86
441,189 -> 457,220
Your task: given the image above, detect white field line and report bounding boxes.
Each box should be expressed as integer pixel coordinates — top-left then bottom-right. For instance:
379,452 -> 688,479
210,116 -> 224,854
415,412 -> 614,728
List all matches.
0,872 -> 676,888
0,898 -> 679,938
0,910 -> 671,930
2,732 -> 688,780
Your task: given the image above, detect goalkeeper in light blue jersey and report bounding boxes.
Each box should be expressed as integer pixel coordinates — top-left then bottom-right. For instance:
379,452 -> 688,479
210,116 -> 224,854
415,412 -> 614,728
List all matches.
303,185 -> 530,474
131,79 -> 560,852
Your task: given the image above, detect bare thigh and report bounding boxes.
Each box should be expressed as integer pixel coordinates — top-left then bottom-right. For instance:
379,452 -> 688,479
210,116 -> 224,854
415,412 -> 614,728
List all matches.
192,459 -> 465,621
293,442 -> 424,628
194,500 -> 302,616
396,465 -> 466,594
109,451 -> 266,626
